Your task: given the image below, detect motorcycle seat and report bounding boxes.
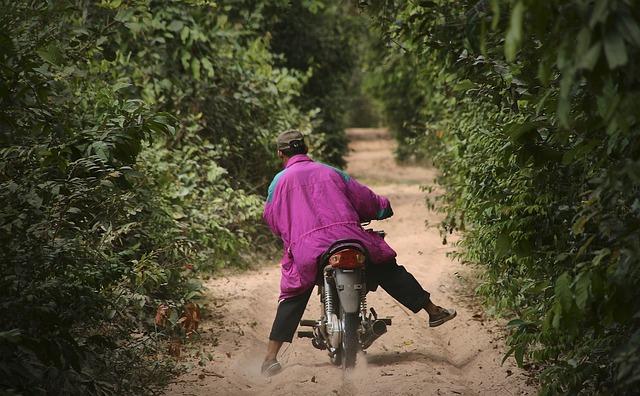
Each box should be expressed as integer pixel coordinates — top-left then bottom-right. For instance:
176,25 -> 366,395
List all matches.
321,239 -> 368,264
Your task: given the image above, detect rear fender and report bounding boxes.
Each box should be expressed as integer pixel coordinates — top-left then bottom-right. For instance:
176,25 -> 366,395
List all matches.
334,269 -> 363,313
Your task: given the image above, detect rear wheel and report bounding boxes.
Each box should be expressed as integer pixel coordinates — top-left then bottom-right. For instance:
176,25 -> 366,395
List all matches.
330,348 -> 342,366
341,312 -> 359,368
328,308 -> 343,366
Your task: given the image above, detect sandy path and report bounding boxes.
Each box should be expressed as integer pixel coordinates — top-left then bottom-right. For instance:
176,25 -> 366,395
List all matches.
164,128 -> 535,396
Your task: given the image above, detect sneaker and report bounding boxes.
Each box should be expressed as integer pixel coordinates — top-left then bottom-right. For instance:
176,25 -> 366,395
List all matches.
261,359 -> 282,377
429,308 -> 457,327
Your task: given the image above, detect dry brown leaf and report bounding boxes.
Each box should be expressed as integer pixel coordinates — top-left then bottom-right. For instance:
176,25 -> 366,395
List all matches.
155,304 -> 169,327
181,302 -> 201,337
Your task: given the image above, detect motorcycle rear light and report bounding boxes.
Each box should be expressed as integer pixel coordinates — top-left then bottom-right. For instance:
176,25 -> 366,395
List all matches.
328,249 -> 365,269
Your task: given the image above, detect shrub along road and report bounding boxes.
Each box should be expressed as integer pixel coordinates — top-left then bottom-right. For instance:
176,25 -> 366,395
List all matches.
164,128 -> 535,396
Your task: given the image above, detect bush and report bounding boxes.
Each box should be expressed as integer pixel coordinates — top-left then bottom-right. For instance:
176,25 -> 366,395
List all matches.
262,1 -> 364,166
365,0 -> 640,393
0,1 -> 309,393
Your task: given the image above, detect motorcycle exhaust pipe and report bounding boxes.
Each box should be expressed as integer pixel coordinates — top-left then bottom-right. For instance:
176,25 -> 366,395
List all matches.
362,319 -> 388,349
371,319 -> 388,337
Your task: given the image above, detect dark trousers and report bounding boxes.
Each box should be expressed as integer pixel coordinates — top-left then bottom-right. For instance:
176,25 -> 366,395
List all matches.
269,259 -> 430,342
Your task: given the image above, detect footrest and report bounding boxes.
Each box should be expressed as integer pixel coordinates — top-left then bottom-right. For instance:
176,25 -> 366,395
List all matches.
299,319 -> 317,327
380,318 -> 392,326
297,331 -> 314,338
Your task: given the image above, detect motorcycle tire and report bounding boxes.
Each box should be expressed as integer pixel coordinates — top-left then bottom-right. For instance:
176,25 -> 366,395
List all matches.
341,312 -> 359,369
330,348 -> 342,366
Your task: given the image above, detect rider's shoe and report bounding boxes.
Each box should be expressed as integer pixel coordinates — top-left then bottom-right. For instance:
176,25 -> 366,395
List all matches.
429,308 -> 457,327
261,359 -> 282,377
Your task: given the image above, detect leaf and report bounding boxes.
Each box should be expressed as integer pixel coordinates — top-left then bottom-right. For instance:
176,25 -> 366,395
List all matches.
575,27 -> 592,56
596,79 -> 621,122
572,214 -> 591,235
506,319 -> 525,327
201,57 -> 214,78
551,301 -> 562,328
167,20 -> 184,32
100,179 -> 114,188
114,8 -> 134,23
103,45 -> 117,62
592,248 -> 611,266
155,304 -> 168,327
490,0 -> 500,30
180,51 -> 191,70
537,54 -> 553,86
180,26 -> 190,43
453,79 -> 475,91
0,329 -> 22,343
557,72 -> 573,127
26,193 -> 43,209
92,141 -> 110,161
604,29 -> 628,69
504,121 -> 539,144
589,0 -> 609,28
514,345 -> 524,367
502,346 -> 515,365
495,232 -> 512,257
577,235 -> 595,257
575,272 -> 591,311
555,272 -> 572,312
192,58 -> 201,80
180,303 -> 201,336
37,43 -> 64,65
112,81 -> 131,91
505,1 -> 524,61
577,42 -> 602,71
619,13 -> 640,47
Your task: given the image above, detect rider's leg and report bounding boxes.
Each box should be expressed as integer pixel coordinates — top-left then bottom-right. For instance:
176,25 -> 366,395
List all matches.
264,340 -> 283,362
264,287 -> 314,364
366,259 -> 430,313
367,259 -> 455,322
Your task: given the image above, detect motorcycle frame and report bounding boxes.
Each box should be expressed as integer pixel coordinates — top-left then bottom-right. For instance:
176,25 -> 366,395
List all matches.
318,265 -> 367,355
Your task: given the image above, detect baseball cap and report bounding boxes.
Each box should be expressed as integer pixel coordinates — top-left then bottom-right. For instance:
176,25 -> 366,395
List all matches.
276,129 -> 305,150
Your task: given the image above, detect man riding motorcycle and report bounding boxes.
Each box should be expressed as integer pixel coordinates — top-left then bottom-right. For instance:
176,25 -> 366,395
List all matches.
261,129 -> 456,377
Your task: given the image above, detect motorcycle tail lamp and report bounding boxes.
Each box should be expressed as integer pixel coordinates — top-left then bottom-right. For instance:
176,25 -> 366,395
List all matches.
329,249 -> 365,269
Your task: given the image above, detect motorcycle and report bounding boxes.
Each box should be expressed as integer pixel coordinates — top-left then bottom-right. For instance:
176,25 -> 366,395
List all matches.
297,222 -> 392,369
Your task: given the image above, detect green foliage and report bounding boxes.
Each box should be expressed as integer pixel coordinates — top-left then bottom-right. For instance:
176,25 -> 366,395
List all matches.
262,1 -> 364,166
0,2 -> 182,390
363,43 -> 433,160
0,0 -> 339,394
365,0 -> 640,394
103,1 -> 308,187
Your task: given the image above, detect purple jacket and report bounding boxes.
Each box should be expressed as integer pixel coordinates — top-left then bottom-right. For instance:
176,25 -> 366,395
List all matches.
264,154 -> 397,300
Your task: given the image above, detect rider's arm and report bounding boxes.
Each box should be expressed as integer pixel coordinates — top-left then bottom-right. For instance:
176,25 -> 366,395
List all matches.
345,176 -> 394,222
263,204 -> 281,237
321,163 -> 393,222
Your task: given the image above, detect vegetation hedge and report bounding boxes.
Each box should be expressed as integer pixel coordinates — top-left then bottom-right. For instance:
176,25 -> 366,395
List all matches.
0,0 -> 358,394
365,0 -> 640,394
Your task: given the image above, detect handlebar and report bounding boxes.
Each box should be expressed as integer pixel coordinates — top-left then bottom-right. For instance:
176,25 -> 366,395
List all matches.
360,221 -> 386,238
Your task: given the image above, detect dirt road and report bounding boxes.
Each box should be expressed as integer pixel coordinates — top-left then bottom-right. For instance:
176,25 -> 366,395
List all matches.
164,128 -> 535,396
